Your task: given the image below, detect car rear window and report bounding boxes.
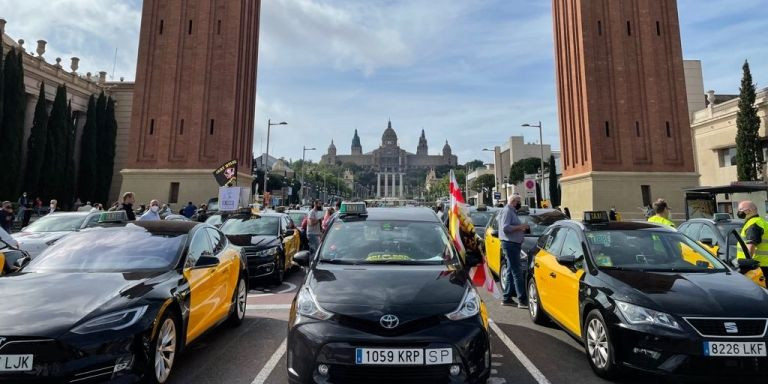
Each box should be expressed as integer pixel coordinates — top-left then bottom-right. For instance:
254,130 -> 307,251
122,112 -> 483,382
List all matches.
221,216 -> 279,236
469,211 -> 494,227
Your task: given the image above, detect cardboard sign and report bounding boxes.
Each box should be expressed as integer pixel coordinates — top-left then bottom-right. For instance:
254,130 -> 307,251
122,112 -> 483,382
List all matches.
219,187 -> 241,212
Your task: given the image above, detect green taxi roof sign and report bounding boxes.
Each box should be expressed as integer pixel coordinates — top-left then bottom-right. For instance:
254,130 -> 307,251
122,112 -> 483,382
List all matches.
583,211 -> 610,224
99,210 -> 129,223
339,201 -> 367,216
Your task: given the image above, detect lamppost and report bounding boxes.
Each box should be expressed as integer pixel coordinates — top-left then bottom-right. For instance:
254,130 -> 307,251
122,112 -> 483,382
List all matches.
263,119 -> 288,203
522,121 -> 544,208
301,146 -> 316,203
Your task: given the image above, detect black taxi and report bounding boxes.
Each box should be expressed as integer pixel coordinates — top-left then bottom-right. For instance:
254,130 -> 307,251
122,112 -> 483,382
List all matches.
527,211 -> 768,380
287,202 -> 491,384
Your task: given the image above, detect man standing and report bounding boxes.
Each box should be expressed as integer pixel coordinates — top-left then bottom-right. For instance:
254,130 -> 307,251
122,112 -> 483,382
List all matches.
498,195 -> 530,308
16,192 -> 29,223
48,200 -> 58,215
306,200 -> 324,252
647,199 -> 675,228
182,201 -> 197,218
736,201 -> 768,276
139,200 -> 162,221
118,192 -> 137,221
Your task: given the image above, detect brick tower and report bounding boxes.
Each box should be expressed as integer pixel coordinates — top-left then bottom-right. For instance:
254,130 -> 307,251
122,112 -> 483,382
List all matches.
121,0 -> 261,207
553,0 -> 698,219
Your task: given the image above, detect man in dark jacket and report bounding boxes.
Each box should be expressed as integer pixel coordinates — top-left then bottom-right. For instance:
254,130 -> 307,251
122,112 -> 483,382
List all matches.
0,202 -> 14,233
118,192 -> 137,221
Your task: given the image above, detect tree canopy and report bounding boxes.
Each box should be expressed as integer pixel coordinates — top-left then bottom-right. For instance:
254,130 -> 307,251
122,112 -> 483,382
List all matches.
735,60 -> 763,181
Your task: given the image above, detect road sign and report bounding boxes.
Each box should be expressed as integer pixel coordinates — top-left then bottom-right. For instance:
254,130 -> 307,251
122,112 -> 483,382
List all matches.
524,179 -> 536,199
494,192 -> 501,200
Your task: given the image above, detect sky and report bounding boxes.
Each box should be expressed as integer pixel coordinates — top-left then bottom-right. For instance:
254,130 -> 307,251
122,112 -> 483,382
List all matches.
1,0 -> 766,165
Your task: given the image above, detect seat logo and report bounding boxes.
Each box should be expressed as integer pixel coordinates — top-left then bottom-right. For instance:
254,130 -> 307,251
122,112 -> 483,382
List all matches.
380,315 -> 399,329
724,322 -> 739,334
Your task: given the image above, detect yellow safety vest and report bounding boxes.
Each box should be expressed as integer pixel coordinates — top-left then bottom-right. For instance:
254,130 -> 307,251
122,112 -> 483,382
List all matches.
737,216 -> 768,266
648,215 -> 675,228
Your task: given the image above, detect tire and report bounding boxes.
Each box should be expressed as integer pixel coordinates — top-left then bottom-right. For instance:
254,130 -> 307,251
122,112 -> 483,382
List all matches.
527,278 -> 547,325
584,309 -> 622,379
144,313 -> 179,384
269,256 -> 285,286
499,257 -> 510,294
227,276 -> 247,327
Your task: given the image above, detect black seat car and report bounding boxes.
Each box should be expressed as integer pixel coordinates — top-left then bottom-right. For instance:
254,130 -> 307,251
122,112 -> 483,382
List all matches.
287,202 -> 491,384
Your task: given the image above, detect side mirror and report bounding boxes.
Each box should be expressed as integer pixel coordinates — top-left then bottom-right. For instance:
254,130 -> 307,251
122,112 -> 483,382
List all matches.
294,250 -> 311,266
556,253 -> 577,267
700,238 -> 714,247
12,256 -> 31,272
194,253 -> 219,268
490,229 -> 499,238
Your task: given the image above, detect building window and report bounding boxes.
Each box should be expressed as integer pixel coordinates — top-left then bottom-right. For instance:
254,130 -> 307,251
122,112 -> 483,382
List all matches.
605,121 -> 610,137
598,20 -> 602,36
656,21 -> 661,36
635,121 -> 641,137
188,20 -> 193,35
641,185 -> 651,208
217,20 -> 222,35
179,119 -> 184,135
209,119 -> 215,135
159,20 -> 164,35
627,21 -> 632,36
169,182 -> 180,204
719,147 -> 737,167
665,121 -> 671,137
149,119 -> 155,135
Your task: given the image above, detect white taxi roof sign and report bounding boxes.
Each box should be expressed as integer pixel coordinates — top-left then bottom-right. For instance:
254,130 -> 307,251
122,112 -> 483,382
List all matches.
339,201 -> 367,216
583,211 -> 610,224
99,210 -> 129,223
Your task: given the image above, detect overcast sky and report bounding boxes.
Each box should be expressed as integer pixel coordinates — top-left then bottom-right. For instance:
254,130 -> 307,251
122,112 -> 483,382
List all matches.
1,0 -> 766,164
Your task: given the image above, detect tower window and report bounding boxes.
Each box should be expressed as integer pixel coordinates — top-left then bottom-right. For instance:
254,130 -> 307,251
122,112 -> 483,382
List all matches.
666,121 -> 671,137
209,119 -> 215,135
149,119 -> 155,135
656,21 -> 661,36
605,121 -> 610,137
188,20 -> 193,35
627,21 -> 632,36
635,121 -> 641,137
598,20 -> 602,36
159,20 -> 164,35
179,119 -> 184,135
169,182 -> 180,204
217,20 -> 222,35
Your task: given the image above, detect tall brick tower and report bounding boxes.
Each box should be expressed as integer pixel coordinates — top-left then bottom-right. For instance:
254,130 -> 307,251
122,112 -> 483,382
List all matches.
120,0 -> 261,207
553,0 -> 698,219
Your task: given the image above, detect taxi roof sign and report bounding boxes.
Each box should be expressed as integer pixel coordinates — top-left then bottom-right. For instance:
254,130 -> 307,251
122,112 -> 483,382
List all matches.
99,210 -> 129,223
339,201 -> 367,216
583,211 -> 610,224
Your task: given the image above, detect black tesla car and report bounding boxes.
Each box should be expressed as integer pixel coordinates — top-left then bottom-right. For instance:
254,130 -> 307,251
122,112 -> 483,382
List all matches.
0,221 -> 248,383
287,203 -> 491,384
527,213 -> 768,380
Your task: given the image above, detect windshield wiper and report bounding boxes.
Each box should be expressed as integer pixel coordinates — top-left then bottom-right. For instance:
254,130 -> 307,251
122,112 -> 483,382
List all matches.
318,259 -> 360,265
362,260 -> 435,265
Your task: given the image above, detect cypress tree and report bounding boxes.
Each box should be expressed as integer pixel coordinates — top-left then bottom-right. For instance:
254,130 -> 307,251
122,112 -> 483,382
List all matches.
735,60 -> 763,181
0,43 -> 4,142
97,96 -> 118,206
62,100 -> 76,209
78,95 -> 98,203
41,85 -> 69,202
0,48 -> 26,199
93,92 -> 108,204
548,155 -> 559,207
23,83 -> 49,198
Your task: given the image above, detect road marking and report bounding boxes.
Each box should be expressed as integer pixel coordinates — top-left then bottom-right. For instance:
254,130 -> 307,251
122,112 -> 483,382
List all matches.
251,338 -> 287,384
490,320 -> 551,384
277,282 -> 297,293
247,304 -> 292,310
248,293 -> 274,298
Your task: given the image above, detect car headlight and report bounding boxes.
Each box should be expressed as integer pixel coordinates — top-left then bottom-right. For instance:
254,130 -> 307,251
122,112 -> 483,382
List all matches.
616,301 -> 680,330
446,288 -> 480,321
71,306 -> 148,334
296,286 -> 333,320
254,247 -> 279,257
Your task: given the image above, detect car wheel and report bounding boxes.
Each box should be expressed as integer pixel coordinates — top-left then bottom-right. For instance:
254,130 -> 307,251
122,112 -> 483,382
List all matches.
499,257 -> 509,294
146,314 -> 178,384
227,276 -> 247,327
270,256 -> 285,286
584,309 -> 621,379
527,278 -> 547,325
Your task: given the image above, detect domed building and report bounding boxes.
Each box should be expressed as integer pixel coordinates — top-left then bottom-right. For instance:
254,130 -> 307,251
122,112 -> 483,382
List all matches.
321,120 -> 457,197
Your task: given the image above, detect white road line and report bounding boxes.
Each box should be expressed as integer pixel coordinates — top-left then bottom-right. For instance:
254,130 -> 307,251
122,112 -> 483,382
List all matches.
247,304 -> 293,310
248,293 -> 274,298
251,338 -> 287,384
277,282 -> 297,294
490,321 -> 552,384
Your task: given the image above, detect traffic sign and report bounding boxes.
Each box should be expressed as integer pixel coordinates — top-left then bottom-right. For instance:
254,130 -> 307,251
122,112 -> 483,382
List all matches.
524,179 -> 536,198
494,192 -> 501,200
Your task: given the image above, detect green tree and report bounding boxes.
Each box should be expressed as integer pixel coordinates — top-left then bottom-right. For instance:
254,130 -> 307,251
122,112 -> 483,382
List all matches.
23,84 -> 49,198
735,60 -> 763,181
471,174 -> 496,205
95,96 -> 118,205
508,157 -> 545,185
78,95 -> 98,203
548,154 -> 560,207
464,159 -> 485,171
0,48 -> 26,199
0,43 -> 4,147
40,85 -> 69,202
62,101 -> 77,208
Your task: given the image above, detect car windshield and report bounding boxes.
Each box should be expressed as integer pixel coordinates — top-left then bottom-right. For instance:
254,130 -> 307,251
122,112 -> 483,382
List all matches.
585,230 -> 728,272
24,214 -> 86,232
25,229 -> 185,272
470,211 -> 494,227
221,216 -> 279,236
319,220 -> 459,265
521,211 -> 566,236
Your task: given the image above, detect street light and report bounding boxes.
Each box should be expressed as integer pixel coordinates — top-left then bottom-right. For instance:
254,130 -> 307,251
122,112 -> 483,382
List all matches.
301,146 -> 316,203
522,121 -> 544,208
263,119 -> 288,204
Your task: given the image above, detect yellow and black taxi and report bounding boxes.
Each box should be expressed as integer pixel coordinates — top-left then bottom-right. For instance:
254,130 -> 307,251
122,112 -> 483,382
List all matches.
287,202 -> 491,384
678,216 -> 745,260
220,210 -> 300,286
0,221 -> 248,383
527,212 -> 768,379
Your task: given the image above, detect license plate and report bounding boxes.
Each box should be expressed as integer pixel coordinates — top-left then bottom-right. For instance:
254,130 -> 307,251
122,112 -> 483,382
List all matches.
355,348 -> 452,365
703,342 -> 766,357
0,354 -> 34,372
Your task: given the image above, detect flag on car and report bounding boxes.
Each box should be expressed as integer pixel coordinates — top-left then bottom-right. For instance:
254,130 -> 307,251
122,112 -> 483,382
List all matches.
448,170 -> 501,298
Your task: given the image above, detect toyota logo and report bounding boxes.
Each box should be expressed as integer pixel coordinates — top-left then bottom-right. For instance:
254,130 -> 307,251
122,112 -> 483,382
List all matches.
380,315 -> 399,329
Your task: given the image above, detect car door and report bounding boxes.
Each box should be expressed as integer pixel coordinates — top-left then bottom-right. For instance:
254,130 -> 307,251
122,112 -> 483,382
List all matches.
535,227 -> 567,317
281,217 -> 299,269
184,229 -> 226,343
485,211 -> 502,276
207,228 -> 238,319
547,229 -> 586,335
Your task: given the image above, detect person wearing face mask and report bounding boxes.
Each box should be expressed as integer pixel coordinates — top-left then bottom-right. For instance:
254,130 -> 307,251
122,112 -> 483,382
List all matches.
647,198 -> 675,228
139,200 -> 162,221
736,200 -> 768,274
497,194 -> 530,308
48,200 -> 58,215
16,192 -> 29,223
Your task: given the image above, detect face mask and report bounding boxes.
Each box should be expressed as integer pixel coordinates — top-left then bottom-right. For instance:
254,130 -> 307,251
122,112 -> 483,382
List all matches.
514,203 -> 522,210
50,204 -> 55,209
737,211 -> 747,219
151,206 -> 160,212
